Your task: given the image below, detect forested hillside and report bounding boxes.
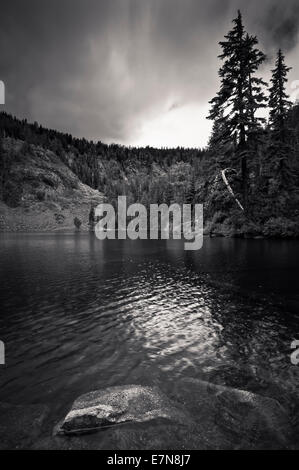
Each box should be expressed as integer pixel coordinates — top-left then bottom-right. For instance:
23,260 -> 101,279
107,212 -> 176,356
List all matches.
0,112 -> 206,232
0,11 -> 299,236
0,105 -> 298,236
0,133 -> 103,231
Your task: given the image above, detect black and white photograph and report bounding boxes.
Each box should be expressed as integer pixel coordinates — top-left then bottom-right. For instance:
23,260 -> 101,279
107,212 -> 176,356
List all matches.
0,0 -> 299,457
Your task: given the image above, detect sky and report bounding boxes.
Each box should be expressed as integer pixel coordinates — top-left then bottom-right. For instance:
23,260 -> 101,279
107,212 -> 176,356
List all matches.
1,0 -> 299,148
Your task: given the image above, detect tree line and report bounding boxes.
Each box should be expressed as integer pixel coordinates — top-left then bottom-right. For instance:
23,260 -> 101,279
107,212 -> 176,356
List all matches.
0,10 -> 299,237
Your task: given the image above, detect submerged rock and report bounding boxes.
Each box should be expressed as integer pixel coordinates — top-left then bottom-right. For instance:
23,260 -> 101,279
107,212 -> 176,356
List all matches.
51,381 -> 294,449
57,385 -> 190,435
0,402 -> 49,450
173,378 -> 293,449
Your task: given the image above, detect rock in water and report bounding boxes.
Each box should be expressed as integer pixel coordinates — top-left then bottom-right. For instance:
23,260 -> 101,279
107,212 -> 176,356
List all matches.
0,402 -> 49,450
54,381 -> 294,448
58,385 -> 189,435
173,378 -> 293,449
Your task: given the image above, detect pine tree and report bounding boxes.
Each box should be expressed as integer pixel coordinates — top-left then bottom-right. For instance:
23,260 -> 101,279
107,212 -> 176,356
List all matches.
205,112 -> 233,178
269,50 -> 292,134
88,205 -> 96,231
74,217 -> 82,231
208,11 -> 267,206
185,175 -> 196,207
268,50 -> 293,183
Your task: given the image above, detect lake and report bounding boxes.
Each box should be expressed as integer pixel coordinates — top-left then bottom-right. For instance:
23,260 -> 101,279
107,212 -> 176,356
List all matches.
0,234 -> 299,448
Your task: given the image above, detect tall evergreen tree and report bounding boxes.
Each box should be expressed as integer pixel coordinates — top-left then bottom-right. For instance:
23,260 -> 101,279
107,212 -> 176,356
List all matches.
269,50 -> 292,133
268,50 -> 292,182
208,11 -> 267,205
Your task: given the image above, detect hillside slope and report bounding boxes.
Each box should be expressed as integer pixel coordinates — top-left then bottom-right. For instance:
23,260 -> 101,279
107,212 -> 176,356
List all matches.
0,111 -> 298,237
0,138 -> 103,231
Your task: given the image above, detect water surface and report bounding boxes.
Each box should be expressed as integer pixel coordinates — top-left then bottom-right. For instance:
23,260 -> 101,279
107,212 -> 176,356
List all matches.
0,234 -> 298,447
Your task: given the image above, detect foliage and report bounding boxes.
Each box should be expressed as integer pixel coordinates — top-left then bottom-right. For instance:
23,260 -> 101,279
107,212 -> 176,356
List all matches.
73,217 -> 82,231
207,11 -> 267,204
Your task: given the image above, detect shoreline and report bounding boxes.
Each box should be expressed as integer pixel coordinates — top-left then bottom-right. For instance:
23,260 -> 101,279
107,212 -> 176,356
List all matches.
0,230 -> 298,240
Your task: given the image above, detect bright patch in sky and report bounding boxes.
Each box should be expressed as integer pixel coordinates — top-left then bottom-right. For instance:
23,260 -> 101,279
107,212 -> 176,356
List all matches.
131,103 -> 212,149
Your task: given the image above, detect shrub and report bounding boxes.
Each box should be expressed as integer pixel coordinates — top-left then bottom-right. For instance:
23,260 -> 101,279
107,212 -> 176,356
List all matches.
36,189 -> 46,201
263,217 -> 299,238
241,220 -> 261,237
3,180 -> 22,207
74,217 -> 82,231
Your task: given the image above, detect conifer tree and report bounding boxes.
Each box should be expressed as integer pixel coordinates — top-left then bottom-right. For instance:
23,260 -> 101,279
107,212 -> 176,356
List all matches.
269,50 -> 292,134
208,11 -> 267,205
268,50 -> 292,182
204,114 -> 233,183
88,205 -> 96,231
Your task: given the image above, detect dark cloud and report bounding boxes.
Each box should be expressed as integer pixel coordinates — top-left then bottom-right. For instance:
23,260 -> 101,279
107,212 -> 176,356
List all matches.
255,1 -> 299,53
0,0 -> 298,147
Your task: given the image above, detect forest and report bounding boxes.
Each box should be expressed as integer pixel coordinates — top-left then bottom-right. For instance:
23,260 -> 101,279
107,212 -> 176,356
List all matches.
0,11 -> 298,237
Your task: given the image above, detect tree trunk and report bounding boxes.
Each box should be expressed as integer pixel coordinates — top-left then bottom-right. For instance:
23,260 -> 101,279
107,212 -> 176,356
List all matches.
239,124 -> 248,207
221,168 -> 244,211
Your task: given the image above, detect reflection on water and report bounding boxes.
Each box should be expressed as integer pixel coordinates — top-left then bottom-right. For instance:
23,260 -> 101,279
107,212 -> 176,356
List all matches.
0,234 -> 299,443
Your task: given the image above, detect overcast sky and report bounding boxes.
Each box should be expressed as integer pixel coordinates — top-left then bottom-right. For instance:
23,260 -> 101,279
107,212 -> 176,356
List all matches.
1,0 -> 299,148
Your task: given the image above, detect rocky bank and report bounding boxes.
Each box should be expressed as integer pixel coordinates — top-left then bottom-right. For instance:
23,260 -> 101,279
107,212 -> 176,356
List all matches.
0,137 -> 103,232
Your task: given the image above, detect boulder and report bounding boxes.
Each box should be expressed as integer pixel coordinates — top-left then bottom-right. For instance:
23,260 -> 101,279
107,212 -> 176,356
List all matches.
57,385 -> 190,435
53,381 -> 294,449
